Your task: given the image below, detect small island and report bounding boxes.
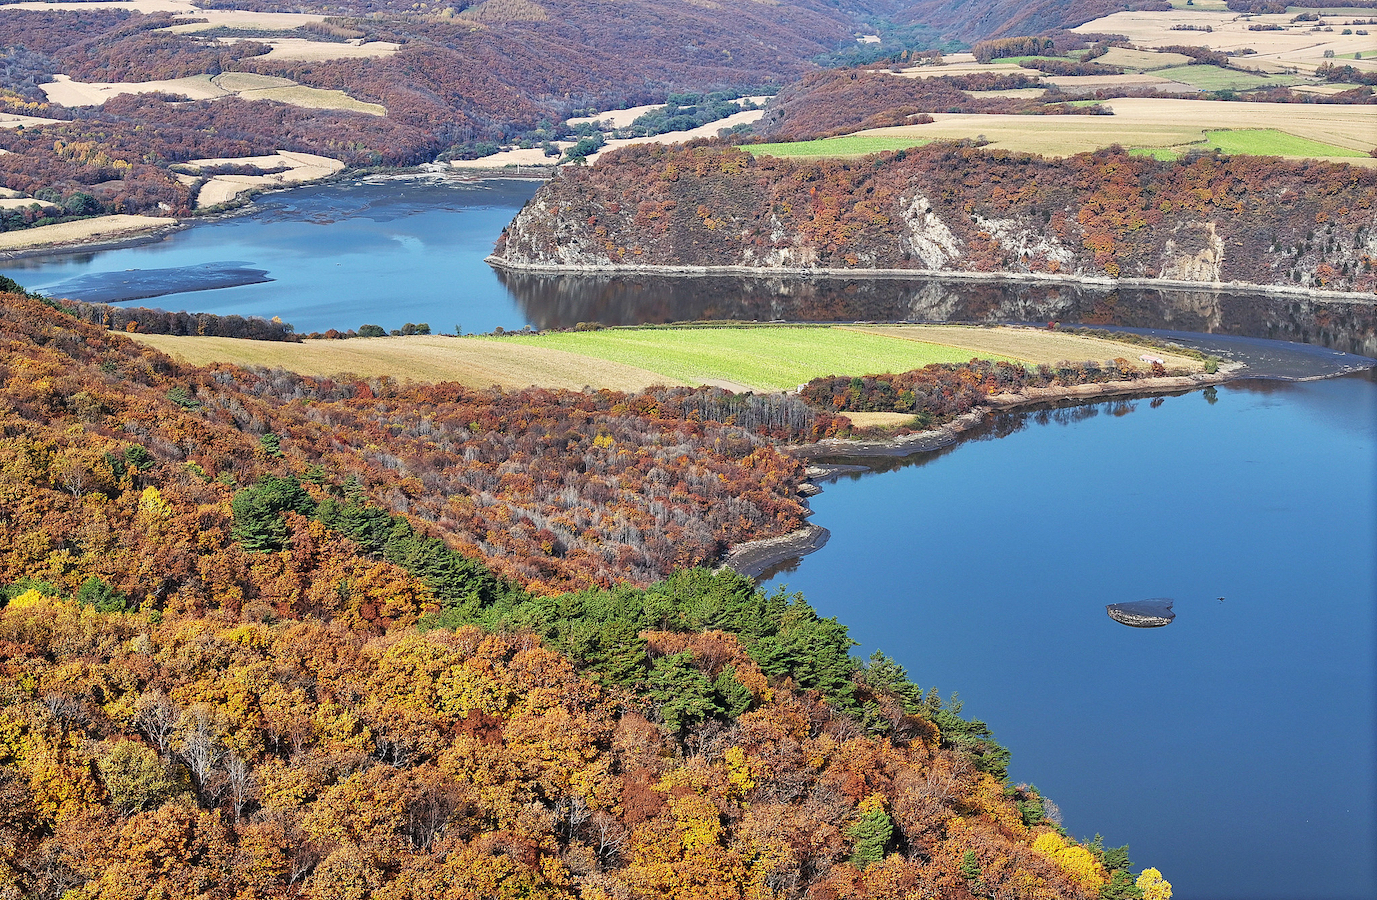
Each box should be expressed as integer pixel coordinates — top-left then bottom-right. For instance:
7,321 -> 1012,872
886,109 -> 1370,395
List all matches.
1107,598 -> 1176,628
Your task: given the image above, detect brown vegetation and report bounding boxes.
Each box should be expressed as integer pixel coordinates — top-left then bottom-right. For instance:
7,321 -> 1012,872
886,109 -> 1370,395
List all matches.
0,287 -> 1156,900
758,69 -> 1105,140
494,140 -> 1377,293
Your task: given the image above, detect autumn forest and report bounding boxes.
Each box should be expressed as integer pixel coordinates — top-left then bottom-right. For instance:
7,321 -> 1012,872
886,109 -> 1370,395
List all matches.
0,280 -> 1187,899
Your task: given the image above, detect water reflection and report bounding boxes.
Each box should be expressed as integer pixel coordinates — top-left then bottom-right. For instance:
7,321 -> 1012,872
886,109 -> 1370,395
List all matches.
502,270 -> 1377,358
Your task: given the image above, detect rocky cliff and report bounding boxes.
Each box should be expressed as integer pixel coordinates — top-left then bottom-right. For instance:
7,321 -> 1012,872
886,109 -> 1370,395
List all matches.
491,142 -> 1377,297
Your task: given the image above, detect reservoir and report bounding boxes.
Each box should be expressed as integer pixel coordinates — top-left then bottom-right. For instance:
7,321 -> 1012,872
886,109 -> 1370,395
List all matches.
3,180 -> 1375,899
764,374 -> 1377,900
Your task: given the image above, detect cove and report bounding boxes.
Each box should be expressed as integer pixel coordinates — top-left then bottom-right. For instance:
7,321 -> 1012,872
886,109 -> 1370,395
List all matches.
0,178 -> 542,335
763,374 -> 1377,900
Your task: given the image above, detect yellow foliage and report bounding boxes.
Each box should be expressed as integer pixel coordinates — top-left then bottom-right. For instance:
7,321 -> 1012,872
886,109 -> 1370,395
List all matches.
669,793 -> 724,851
1137,867 -> 1173,900
437,663 -> 511,718
138,485 -> 172,520
6,588 -> 52,610
724,746 -> 755,800
1032,831 -> 1107,894
857,791 -> 887,816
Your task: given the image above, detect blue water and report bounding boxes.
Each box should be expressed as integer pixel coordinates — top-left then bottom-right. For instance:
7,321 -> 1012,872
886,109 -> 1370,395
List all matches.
765,376 -> 1377,900
1,179 -> 539,334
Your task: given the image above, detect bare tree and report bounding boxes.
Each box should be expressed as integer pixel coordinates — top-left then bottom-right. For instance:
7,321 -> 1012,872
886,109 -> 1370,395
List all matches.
225,755 -> 256,824
134,690 -> 179,757
176,704 -> 225,800
590,810 -> 629,868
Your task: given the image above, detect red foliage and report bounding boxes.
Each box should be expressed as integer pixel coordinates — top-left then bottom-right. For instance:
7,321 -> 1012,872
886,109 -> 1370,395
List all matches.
0,295 -> 823,599
496,141 -> 1377,294
759,68 -> 1104,140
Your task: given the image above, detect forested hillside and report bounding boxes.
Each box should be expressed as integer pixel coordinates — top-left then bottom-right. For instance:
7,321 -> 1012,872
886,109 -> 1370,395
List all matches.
0,1 -> 867,215
888,1 -> 1170,41
492,141 -> 1377,294
756,69 -> 1106,141
0,295 -> 1172,898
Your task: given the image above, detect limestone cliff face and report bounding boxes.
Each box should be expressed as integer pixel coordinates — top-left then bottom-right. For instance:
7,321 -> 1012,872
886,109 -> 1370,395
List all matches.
491,143 -> 1377,296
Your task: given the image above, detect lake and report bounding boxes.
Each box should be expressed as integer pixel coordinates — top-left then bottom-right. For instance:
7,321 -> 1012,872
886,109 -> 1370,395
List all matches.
764,374 -> 1377,900
3,180 -> 1374,899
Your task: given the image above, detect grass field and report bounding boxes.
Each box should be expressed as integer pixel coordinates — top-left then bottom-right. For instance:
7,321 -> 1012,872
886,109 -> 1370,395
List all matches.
131,326 -> 1200,395
749,135 -> 933,159
0,215 -> 176,250
1094,47 -> 1197,71
128,334 -> 677,393
1148,64 -> 1294,92
236,85 -> 385,116
849,98 -> 1377,160
846,325 -> 1204,371
1129,147 -> 1182,161
494,326 -> 1008,390
1202,129 -> 1368,158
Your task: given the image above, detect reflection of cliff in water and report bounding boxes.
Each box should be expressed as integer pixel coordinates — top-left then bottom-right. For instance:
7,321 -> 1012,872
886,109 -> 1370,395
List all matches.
499,270 -> 1377,358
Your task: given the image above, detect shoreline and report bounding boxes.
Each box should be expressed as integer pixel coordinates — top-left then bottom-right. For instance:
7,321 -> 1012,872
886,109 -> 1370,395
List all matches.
0,167 -> 546,262
723,367 -> 1246,577
485,256 -> 1377,305
718,523 -> 830,579
0,218 -> 186,261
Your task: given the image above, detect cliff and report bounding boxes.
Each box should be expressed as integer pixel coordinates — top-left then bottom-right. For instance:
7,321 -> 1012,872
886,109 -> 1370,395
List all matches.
491,142 -> 1377,297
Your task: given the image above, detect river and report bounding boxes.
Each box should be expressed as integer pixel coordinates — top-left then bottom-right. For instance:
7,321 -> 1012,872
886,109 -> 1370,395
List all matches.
3,180 -> 1374,899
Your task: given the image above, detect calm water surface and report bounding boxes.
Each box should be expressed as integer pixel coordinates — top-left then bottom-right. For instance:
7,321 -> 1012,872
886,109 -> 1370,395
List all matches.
764,375 -> 1377,900
4,182 -> 1375,898
1,179 -> 539,334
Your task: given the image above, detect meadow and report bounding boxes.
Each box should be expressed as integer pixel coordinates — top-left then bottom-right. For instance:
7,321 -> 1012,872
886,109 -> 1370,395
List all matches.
749,135 -> 933,158
1202,128 -> 1368,158
835,98 -> 1377,160
492,325 -> 1012,391
131,324 -> 1197,395
128,333 -> 675,392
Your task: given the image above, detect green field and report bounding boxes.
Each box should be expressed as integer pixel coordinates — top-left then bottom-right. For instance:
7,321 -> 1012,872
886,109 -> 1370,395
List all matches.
1150,64 -> 1294,91
492,326 -> 1004,391
748,135 -> 933,159
1129,146 -> 1183,160
988,55 -> 1062,65
1202,128 -> 1367,157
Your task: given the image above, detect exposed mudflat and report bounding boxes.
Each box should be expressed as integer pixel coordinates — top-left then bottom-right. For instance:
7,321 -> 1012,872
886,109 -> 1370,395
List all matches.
43,262 -> 273,303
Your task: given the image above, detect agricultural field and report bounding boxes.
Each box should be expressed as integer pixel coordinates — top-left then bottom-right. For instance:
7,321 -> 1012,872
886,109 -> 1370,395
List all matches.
39,70 -> 384,115
127,334 -> 676,393
835,98 -> 1377,161
1202,128 -> 1367,158
495,326 -> 1011,391
1148,64 -> 1294,91
749,135 -> 934,158
0,215 -> 177,250
1076,7 -> 1377,74
129,326 -> 1192,395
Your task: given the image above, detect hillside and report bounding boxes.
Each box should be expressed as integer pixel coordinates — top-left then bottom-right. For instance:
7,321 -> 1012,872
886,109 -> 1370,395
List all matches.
0,1 -> 867,217
889,1 -> 1172,41
490,141 -> 1377,294
0,294 -> 1176,899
